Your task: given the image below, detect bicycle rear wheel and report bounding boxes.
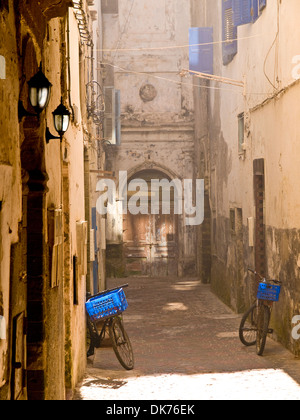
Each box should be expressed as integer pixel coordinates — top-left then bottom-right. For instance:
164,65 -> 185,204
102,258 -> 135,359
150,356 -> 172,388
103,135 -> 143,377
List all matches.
86,317 -> 99,357
109,317 -> 134,370
239,303 -> 257,347
256,304 -> 270,356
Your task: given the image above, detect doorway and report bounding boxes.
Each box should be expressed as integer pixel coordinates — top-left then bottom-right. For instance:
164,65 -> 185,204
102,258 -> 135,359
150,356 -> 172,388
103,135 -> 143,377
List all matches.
253,159 -> 266,278
123,170 -> 179,277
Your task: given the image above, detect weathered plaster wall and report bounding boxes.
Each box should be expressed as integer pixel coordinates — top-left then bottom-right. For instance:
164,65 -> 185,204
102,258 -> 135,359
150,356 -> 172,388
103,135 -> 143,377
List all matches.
0,0 -> 91,399
192,0 -> 300,354
0,1 -> 22,394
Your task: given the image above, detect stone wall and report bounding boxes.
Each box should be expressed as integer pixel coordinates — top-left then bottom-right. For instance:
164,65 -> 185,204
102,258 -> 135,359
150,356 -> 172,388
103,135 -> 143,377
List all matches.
0,0 -> 101,400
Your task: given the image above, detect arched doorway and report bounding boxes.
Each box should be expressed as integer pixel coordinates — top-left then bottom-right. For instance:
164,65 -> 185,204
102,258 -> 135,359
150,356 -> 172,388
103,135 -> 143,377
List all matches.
122,169 -> 179,277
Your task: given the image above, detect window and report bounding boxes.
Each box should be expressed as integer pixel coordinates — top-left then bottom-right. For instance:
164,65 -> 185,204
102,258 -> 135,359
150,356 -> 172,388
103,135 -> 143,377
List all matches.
230,208 -> 243,235
230,209 -> 236,232
233,0 -> 266,26
238,113 -> 245,153
236,208 -> 243,236
222,0 -> 238,65
189,27 -> 214,75
0,315 -> 5,340
223,0 -> 266,66
0,56 -> 5,80
104,87 -> 121,146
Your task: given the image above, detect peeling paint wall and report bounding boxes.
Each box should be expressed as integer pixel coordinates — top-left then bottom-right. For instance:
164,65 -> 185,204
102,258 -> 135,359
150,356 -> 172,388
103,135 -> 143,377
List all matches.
0,0 -> 22,396
0,0 -> 100,400
192,0 -> 300,355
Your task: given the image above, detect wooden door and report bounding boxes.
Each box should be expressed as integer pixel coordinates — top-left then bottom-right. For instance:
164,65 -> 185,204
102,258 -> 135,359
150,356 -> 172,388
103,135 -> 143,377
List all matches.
123,170 -> 179,277
123,213 -> 152,276
253,159 -> 266,278
151,213 -> 178,276
123,212 -> 178,277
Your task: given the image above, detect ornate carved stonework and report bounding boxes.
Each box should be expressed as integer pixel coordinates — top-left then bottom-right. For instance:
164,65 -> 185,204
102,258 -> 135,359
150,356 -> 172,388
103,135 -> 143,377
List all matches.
139,84 -> 157,103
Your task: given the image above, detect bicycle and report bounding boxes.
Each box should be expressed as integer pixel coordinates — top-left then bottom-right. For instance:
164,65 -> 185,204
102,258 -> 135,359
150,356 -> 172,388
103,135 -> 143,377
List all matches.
85,284 -> 134,370
239,268 -> 282,356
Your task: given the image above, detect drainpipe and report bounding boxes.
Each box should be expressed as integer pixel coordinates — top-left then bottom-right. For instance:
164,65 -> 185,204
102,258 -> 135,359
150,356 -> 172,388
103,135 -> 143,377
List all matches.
67,11 -> 75,121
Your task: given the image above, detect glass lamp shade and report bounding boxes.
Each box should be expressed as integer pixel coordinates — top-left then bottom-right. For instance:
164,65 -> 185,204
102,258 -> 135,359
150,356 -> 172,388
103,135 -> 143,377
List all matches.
53,99 -> 71,137
28,67 -> 52,113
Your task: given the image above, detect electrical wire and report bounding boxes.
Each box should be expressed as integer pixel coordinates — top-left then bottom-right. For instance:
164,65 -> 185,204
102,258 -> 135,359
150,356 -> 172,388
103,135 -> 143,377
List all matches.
97,33 -> 264,53
102,62 -> 271,97
263,0 -> 280,90
112,0 -> 135,62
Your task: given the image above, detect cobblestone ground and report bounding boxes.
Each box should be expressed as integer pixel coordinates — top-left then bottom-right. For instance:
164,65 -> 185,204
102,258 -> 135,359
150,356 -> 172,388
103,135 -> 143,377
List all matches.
74,277 -> 300,400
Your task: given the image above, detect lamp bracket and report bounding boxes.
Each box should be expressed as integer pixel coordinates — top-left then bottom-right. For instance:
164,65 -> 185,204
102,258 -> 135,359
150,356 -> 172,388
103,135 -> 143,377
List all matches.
46,126 -> 61,144
18,101 -> 38,122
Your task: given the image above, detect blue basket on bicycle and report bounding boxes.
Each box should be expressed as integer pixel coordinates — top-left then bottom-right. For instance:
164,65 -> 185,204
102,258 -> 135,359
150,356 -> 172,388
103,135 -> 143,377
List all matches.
257,283 -> 281,302
86,288 -> 128,322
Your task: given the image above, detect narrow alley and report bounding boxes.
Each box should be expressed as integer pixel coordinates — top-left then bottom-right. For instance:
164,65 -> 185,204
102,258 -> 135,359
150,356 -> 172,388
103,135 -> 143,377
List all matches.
74,277 -> 300,400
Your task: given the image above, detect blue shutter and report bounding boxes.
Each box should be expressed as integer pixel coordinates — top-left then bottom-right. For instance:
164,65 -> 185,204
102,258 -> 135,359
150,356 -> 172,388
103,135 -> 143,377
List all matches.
222,0 -> 237,66
252,0 -> 259,22
115,90 -> 121,146
233,0 -> 252,26
259,0 -> 266,11
234,0 -> 260,25
91,207 -> 99,294
189,27 -> 213,75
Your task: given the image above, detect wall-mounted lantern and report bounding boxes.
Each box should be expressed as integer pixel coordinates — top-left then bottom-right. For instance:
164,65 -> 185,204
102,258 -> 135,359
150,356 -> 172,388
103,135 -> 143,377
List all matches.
46,97 -> 71,143
18,64 -> 52,121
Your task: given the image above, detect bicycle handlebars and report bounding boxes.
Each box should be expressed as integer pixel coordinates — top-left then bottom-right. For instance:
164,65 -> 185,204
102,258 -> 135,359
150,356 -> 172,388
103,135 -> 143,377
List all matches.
87,284 -> 129,301
247,267 -> 263,279
247,268 -> 282,285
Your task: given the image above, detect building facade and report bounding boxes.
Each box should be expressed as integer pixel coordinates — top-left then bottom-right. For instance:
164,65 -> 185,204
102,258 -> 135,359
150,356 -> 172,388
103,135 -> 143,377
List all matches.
191,0 -> 300,355
0,0 -> 106,400
101,0 -> 199,278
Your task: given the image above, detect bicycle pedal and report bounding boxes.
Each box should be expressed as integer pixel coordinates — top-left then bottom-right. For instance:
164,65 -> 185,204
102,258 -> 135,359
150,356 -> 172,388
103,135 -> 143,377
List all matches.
268,328 -> 274,334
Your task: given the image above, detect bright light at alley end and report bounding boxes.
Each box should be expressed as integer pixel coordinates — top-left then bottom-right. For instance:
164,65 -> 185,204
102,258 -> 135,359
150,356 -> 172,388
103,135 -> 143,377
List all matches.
52,97 -> 71,140
28,65 -> 52,114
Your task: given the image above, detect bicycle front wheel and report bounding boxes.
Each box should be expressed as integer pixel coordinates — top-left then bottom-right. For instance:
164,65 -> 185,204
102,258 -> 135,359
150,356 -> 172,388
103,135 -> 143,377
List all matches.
109,317 -> 134,370
239,303 -> 257,347
256,304 -> 270,356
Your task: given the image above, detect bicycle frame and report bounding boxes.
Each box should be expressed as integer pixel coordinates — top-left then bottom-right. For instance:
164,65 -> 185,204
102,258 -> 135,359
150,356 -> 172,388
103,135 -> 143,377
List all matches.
85,286 -> 134,370
254,299 -> 273,331
239,268 -> 281,355
86,312 -> 115,350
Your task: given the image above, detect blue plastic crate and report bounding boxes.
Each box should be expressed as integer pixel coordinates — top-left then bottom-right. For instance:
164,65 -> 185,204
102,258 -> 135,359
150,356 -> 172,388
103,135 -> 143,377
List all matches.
86,288 -> 128,322
257,283 -> 281,302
